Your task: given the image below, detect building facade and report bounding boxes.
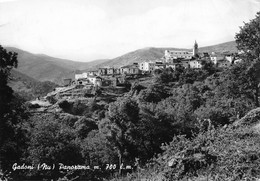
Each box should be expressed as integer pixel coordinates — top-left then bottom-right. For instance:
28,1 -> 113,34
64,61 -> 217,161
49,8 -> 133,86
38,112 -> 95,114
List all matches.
120,64 -> 140,75
139,61 -> 155,72
210,53 -> 224,64
75,72 -> 88,80
189,60 -> 202,69
165,50 -> 193,62
164,41 -> 199,63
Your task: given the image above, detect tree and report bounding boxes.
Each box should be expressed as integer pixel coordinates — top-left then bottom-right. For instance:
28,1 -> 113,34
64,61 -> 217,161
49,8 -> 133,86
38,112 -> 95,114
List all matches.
194,65 -> 257,126
129,82 -> 145,96
74,117 -> 98,139
99,97 -> 140,173
0,45 -> 18,121
155,71 -> 174,84
153,68 -> 162,75
236,11 -> 260,60
28,115 -> 83,179
138,83 -> 170,103
81,130 -> 118,165
243,60 -> 260,107
0,45 -> 27,171
135,104 -> 176,161
201,59 -> 217,75
222,61 -> 260,107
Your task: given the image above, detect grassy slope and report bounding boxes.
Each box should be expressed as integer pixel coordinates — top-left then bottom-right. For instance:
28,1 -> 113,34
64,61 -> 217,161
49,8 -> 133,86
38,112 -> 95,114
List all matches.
199,41 -> 237,53
8,69 -> 38,93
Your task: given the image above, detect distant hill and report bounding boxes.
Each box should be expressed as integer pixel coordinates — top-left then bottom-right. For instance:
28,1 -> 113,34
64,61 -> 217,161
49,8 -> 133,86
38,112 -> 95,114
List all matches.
199,41 -> 237,53
5,47 -> 108,84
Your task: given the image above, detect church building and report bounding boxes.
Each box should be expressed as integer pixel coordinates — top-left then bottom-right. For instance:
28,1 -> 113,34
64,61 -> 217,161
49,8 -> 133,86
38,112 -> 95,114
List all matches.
164,41 -> 199,63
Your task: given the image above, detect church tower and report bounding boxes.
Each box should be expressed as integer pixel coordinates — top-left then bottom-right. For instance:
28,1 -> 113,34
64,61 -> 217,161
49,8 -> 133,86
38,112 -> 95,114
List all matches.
193,40 -> 198,57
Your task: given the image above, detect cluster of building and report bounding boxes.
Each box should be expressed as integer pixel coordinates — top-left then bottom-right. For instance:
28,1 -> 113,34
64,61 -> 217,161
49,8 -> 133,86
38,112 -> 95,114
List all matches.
63,41 -> 241,87
139,41 -> 241,71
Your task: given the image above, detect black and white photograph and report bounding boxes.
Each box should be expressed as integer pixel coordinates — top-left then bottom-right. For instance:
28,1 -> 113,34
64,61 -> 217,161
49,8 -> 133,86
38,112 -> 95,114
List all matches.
0,0 -> 260,180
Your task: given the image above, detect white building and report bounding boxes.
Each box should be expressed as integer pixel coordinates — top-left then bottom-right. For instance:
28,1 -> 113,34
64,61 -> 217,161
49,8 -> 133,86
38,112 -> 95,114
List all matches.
210,53 -> 224,64
75,72 -> 102,86
164,41 -> 198,63
165,50 -> 193,62
154,62 -> 166,70
139,61 -> 155,72
120,64 -> 141,74
75,72 -> 88,80
189,60 -> 202,69
86,76 -> 102,86
225,56 -> 233,63
223,53 -> 235,64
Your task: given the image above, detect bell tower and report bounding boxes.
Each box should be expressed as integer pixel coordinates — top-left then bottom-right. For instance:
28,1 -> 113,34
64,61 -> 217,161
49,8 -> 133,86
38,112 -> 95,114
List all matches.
193,40 -> 198,56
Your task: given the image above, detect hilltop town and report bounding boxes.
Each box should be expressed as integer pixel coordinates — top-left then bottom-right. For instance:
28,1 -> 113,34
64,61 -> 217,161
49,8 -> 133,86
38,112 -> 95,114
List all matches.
67,41 -> 241,86
40,41 -> 241,102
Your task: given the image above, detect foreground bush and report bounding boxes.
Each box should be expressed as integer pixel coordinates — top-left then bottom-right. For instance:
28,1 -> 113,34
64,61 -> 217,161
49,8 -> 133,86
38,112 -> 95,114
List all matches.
156,126 -> 260,180
113,125 -> 260,181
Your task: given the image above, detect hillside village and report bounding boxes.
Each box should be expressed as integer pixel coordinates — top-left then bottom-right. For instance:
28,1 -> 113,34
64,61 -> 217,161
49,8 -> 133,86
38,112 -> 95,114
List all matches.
51,41 -> 241,95
22,40 -> 241,115
26,40 -> 244,112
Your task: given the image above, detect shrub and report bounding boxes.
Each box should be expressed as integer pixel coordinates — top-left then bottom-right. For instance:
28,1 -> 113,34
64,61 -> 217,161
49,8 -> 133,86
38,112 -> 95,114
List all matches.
155,126 -> 260,180
71,100 -> 87,116
46,95 -> 57,104
58,100 -> 71,110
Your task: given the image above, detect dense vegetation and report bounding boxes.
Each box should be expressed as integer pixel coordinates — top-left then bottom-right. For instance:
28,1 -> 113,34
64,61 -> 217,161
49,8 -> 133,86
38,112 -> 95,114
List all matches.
1,11 -> 260,181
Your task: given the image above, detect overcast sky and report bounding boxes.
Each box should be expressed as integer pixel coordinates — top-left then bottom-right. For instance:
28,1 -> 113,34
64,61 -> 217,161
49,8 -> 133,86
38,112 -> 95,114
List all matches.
0,0 -> 259,62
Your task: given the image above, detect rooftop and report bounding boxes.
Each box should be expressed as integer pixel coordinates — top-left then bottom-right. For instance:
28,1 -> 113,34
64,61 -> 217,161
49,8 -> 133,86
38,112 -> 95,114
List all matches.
121,64 -> 138,68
